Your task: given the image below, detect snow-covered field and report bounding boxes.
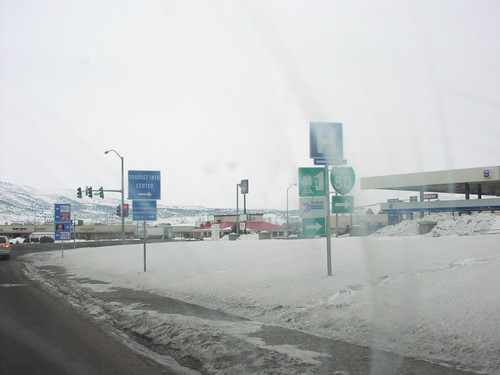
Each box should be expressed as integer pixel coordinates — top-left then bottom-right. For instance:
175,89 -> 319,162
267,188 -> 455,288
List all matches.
24,213 -> 500,374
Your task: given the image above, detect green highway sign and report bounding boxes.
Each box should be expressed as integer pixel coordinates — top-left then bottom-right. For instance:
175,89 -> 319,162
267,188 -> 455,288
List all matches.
298,167 -> 327,197
332,195 -> 354,214
302,217 -> 326,236
330,166 -> 355,195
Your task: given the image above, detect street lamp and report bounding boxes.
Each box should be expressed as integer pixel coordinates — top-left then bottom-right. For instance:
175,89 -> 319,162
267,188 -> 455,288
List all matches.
105,149 -> 125,244
236,182 -> 240,235
286,183 -> 297,238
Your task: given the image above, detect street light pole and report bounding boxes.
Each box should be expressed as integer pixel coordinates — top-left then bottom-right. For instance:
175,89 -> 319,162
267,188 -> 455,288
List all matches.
286,183 -> 297,238
236,183 -> 240,235
105,149 -> 125,244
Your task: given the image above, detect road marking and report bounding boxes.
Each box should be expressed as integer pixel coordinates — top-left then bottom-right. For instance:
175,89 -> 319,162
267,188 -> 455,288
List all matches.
0,284 -> 26,288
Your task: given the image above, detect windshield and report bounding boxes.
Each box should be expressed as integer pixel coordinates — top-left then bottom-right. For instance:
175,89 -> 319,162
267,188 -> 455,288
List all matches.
1,1 -> 498,375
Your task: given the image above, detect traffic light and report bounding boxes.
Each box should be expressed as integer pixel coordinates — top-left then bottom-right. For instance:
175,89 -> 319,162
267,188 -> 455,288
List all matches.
122,204 -> 129,217
87,186 -> 93,198
77,187 -> 82,198
116,205 -> 121,217
99,186 -> 104,199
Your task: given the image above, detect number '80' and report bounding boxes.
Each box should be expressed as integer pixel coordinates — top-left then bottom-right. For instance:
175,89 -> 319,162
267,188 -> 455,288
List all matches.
330,167 -> 355,195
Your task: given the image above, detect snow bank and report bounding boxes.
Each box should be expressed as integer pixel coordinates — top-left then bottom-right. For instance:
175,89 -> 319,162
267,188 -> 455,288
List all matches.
372,212 -> 499,237
24,213 -> 500,374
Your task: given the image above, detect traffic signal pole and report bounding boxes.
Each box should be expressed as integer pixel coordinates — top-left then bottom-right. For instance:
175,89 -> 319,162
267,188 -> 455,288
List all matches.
105,149 -> 125,245
120,156 -> 125,244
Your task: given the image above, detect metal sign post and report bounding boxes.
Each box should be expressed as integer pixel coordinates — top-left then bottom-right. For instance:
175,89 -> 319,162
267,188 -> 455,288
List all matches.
325,165 -> 332,276
143,221 -> 147,272
73,220 -> 76,249
241,179 -> 248,234
236,183 -> 240,234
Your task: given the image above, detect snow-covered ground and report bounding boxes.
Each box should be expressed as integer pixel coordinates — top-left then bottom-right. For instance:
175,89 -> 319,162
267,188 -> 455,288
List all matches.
24,212 -> 500,374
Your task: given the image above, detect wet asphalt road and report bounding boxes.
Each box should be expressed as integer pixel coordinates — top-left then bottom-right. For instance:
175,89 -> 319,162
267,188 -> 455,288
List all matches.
0,252 -> 179,375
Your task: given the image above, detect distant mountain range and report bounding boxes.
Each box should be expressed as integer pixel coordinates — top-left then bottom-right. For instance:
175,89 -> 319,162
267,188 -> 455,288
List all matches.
0,182 -> 294,226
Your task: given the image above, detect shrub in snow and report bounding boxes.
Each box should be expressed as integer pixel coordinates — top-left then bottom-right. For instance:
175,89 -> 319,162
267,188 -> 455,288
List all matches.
40,236 -> 55,243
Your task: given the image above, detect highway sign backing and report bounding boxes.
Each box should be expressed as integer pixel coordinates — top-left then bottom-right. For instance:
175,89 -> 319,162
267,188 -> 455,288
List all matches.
128,170 -> 161,200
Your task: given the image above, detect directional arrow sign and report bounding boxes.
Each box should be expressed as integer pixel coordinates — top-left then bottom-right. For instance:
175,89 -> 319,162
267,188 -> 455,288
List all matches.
128,170 -> 161,200
299,197 -> 327,218
332,195 -> 354,214
302,218 -> 326,236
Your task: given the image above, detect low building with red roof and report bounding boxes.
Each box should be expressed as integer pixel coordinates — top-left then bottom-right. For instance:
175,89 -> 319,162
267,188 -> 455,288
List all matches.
192,213 -> 286,239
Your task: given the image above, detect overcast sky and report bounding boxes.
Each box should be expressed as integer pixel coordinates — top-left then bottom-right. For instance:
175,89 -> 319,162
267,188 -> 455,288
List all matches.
1,0 -> 499,210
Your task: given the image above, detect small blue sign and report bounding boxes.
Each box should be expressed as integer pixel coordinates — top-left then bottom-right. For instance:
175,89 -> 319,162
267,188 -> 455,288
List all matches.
313,157 -> 347,166
54,203 -> 71,241
128,170 -> 161,200
310,122 -> 344,161
133,200 -> 157,221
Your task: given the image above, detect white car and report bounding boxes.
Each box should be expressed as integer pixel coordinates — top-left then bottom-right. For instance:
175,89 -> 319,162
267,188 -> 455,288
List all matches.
0,236 -> 11,260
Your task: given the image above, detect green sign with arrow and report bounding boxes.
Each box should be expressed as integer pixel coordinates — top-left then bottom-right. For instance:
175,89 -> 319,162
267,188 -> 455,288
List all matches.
302,217 -> 326,236
332,195 -> 354,214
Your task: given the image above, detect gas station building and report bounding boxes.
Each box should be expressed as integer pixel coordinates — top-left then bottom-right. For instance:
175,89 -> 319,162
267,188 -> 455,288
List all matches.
360,166 -> 500,219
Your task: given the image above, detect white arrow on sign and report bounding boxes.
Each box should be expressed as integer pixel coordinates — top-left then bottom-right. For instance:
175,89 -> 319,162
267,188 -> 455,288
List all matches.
138,192 -> 153,198
334,200 -> 351,209
305,222 -> 322,231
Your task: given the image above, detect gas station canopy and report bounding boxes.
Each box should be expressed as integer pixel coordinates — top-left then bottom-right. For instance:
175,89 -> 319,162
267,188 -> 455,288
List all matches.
361,166 -> 500,197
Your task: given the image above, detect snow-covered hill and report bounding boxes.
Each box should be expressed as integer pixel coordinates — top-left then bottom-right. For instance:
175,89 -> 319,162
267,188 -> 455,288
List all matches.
0,181 -> 293,225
